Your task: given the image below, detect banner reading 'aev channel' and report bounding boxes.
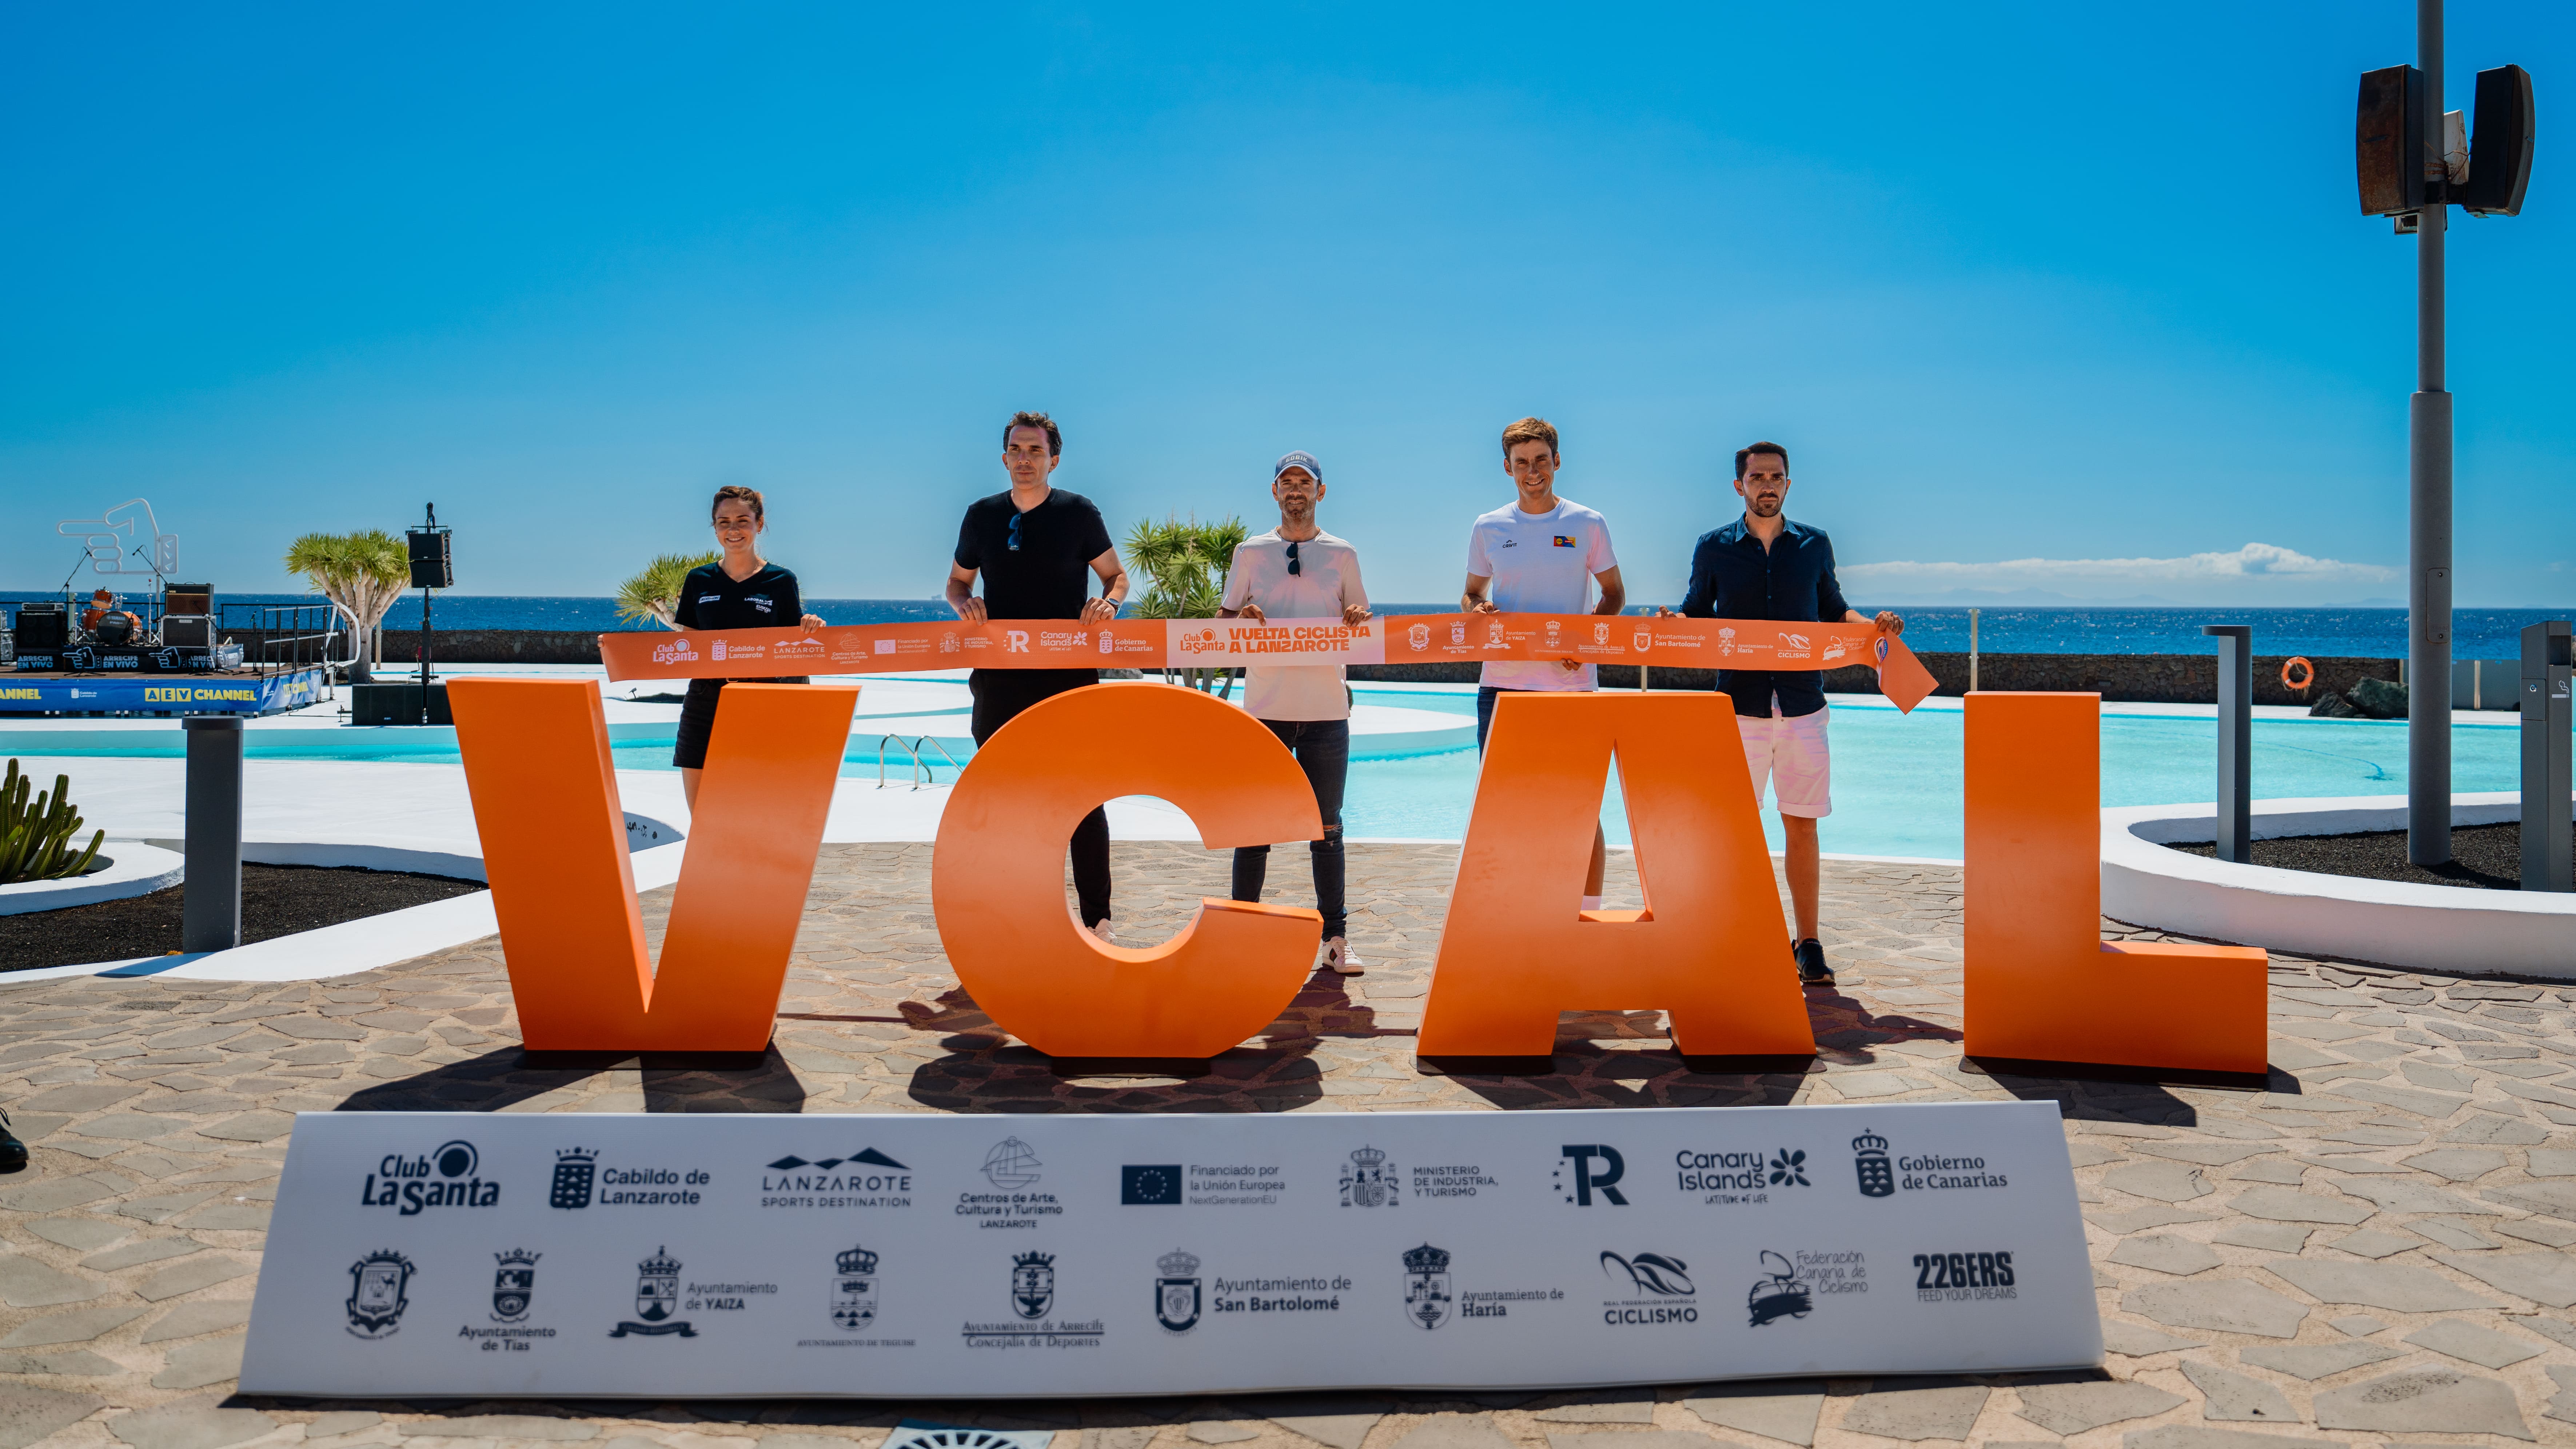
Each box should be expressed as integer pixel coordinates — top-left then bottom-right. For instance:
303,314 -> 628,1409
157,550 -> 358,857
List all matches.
240,1102 -> 2098,1399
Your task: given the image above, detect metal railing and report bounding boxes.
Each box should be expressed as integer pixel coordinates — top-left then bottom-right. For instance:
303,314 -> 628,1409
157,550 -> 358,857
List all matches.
873,734 -> 966,790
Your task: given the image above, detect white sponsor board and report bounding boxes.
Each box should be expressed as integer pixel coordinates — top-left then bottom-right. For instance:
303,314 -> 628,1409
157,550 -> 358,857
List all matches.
241,1103 -> 2098,1398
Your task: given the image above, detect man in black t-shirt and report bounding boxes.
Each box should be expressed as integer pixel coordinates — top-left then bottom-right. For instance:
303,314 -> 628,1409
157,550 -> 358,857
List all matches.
946,410 -> 1132,941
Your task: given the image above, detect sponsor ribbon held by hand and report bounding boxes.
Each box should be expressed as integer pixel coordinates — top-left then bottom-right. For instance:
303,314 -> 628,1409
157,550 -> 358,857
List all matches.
598,614 -> 1937,712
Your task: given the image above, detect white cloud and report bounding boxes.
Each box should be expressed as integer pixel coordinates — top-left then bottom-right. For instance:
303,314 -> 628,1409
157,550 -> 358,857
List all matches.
1839,542 -> 2398,602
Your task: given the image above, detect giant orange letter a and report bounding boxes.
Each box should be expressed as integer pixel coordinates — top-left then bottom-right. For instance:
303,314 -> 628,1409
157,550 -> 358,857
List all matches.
450,678 -> 858,1053
1417,692 -> 1817,1059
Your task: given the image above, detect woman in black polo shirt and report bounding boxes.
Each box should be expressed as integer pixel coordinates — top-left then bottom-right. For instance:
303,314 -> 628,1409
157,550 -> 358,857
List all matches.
673,484 -> 827,807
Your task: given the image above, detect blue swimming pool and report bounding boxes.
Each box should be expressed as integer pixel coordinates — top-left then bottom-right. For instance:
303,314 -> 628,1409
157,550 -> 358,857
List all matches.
0,687 -> 2532,861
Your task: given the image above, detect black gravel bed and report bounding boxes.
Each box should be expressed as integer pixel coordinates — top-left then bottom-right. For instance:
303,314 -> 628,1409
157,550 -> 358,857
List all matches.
2169,820 -> 2575,891
0,862 -> 485,972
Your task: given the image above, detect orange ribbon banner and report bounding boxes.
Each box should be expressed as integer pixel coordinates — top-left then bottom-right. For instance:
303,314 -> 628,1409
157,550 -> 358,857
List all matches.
597,615 -> 1938,711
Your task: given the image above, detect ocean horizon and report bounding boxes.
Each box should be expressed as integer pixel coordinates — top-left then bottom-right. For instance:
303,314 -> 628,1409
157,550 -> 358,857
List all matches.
11,592 -> 2573,659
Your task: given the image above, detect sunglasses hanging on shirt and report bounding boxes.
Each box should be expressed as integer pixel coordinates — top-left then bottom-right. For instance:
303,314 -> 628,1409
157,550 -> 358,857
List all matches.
1286,540 -> 1301,576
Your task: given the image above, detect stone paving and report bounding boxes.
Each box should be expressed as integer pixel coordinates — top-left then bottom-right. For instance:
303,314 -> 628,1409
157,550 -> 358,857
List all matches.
3,841 -> 2575,1449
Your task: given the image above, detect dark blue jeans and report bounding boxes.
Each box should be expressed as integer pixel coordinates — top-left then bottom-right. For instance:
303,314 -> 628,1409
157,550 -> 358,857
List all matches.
1231,717 -> 1349,940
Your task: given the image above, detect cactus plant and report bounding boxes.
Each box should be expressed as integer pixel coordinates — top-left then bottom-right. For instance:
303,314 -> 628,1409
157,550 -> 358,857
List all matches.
0,759 -> 105,884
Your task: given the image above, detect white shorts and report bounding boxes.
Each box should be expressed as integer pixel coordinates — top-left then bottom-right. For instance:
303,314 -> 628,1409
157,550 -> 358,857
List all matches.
1739,704 -> 1831,819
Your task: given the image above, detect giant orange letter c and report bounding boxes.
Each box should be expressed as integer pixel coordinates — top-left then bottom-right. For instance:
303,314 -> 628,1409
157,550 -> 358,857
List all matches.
930,683 -> 1325,1057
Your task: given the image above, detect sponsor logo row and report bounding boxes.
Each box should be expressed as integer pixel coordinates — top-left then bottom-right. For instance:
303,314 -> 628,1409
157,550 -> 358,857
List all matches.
362,1130 -> 2006,1222
340,1236 -> 2015,1349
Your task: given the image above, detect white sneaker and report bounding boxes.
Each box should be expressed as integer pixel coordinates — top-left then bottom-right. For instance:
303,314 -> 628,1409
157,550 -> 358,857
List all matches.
1325,937 -> 1365,975
1090,920 -> 1118,945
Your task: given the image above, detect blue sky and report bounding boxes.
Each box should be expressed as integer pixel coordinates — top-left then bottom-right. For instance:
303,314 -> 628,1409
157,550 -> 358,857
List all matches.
3,3 -> 2569,606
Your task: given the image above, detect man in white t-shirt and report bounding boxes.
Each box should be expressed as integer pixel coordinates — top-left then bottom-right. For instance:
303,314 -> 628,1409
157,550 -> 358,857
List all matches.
1462,416 -> 1627,909
1219,450 -> 1375,975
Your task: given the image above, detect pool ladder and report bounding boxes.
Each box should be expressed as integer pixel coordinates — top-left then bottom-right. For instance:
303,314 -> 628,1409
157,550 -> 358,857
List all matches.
874,733 -> 964,790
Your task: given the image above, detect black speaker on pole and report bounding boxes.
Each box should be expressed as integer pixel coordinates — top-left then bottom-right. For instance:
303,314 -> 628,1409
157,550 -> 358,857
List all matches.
407,528 -> 454,589
2461,65 -> 2535,218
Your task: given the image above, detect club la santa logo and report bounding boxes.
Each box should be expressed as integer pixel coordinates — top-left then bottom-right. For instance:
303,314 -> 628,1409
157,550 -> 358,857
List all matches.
649,640 -> 698,664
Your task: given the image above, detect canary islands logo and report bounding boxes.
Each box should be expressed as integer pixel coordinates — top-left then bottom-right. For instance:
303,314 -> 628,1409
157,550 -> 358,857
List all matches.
1853,1131 -> 1894,1198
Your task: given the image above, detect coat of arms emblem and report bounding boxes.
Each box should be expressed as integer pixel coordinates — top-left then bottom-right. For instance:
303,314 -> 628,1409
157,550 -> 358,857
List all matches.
345,1249 -> 415,1340
1339,1145 -> 1398,1208
491,1248 -> 538,1323
1592,621 -> 1610,645
610,1246 -> 697,1338
832,1245 -> 878,1330
1155,1250 -> 1201,1334
550,1147 -> 597,1210
1011,1251 -> 1055,1320
1544,620 -> 1562,646
1401,1243 -> 1451,1330
1632,628 -> 1652,654
1450,620 -> 1466,646
1408,623 -> 1430,652
1718,627 -> 1738,656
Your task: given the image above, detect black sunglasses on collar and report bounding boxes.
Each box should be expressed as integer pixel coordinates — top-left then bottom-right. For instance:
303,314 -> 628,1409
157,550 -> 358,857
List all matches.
1287,540 -> 1300,576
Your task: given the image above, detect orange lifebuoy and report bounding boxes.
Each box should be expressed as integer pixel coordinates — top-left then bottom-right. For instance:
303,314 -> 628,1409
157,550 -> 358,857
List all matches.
2281,656 -> 2315,692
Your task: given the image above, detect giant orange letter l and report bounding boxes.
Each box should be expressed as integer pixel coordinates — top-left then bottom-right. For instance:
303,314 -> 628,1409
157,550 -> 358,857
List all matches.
1963,692 -> 2269,1074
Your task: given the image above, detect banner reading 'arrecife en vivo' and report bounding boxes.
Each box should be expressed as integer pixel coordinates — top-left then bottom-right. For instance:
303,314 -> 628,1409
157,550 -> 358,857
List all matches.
596,614 -> 1939,712
239,1101 -> 2097,1399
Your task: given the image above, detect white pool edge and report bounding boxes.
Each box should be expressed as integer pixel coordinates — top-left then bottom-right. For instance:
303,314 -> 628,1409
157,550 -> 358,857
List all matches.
2101,790 -> 2576,979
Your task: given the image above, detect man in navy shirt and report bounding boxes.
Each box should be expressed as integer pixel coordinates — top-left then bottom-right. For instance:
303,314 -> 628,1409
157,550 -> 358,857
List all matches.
1668,441 -> 1901,989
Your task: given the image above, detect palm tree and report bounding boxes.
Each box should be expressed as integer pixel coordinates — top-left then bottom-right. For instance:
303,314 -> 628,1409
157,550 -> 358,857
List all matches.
283,531 -> 410,680
1124,514 -> 1247,693
615,552 -> 720,630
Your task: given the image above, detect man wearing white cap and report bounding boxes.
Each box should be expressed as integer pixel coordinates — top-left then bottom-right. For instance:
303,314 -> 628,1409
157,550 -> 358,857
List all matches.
1219,450 -> 1373,975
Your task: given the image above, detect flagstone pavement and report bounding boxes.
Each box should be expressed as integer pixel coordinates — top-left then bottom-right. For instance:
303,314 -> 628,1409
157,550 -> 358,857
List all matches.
4,841 -> 2576,1449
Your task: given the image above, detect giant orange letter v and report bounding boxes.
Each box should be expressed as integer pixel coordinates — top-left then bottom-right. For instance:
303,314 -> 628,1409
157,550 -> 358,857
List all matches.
450,678 -> 858,1053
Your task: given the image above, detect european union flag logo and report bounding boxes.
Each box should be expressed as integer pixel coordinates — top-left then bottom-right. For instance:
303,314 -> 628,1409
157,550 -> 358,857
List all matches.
1122,1164 -> 1183,1204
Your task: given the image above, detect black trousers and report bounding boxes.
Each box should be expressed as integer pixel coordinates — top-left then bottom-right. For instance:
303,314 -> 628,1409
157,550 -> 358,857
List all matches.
969,668 -> 1112,927
1230,718 -> 1349,940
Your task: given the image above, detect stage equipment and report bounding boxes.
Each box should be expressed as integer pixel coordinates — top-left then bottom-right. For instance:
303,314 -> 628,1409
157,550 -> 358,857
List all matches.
13,603 -> 68,651
407,503 -> 451,730
163,583 -> 214,647
352,682 -> 451,727
93,611 -> 133,647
